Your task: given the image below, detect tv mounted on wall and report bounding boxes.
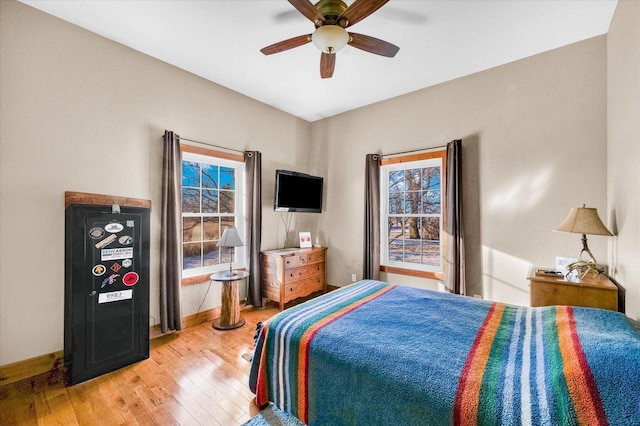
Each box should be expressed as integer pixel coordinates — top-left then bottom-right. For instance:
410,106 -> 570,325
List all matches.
274,170 -> 323,213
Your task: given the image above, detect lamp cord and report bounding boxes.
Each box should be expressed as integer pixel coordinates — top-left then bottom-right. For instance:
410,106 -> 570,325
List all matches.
196,279 -> 214,316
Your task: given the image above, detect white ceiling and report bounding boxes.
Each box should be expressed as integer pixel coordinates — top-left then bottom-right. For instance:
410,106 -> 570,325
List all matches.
20,0 -> 617,122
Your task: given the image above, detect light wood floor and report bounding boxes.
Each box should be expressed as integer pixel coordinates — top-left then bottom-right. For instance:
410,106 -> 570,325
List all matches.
0,304 -> 279,426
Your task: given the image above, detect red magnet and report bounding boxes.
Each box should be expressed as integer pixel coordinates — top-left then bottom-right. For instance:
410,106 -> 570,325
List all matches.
122,272 -> 139,286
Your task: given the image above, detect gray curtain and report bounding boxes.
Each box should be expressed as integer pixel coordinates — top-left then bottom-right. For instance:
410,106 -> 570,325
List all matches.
160,130 -> 183,332
363,154 -> 381,280
244,151 -> 263,307
444,139 -> 466,295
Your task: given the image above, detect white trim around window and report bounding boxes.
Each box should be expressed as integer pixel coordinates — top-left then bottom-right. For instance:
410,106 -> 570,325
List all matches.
380,153 -> 444,275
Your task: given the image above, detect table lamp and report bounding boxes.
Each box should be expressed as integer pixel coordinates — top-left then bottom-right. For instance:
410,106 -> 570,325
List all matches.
553,204 -> 612,277
218,226 -> 244,277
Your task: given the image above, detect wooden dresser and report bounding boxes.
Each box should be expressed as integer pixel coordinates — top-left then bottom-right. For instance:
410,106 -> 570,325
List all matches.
261,247 -> 327,310
527,267 -> 618,311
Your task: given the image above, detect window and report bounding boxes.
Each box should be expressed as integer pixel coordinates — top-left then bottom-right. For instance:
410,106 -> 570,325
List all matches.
181,150 -> 245,279
380,151 -> 445,278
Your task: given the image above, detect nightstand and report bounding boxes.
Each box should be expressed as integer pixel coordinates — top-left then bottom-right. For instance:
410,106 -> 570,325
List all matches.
210,270 -> 249,330
527,267 -> 618,311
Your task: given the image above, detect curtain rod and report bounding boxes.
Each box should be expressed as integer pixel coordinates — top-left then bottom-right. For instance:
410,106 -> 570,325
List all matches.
382,144 -> 447,158
178,136 -> 245,155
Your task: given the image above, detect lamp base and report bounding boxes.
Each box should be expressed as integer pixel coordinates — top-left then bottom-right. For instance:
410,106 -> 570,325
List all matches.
566,260 -> 604,279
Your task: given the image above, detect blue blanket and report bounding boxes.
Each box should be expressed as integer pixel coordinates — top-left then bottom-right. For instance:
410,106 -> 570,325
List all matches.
249,280 -> 640,425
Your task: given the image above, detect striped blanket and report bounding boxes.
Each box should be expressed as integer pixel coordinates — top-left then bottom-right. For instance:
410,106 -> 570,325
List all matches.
249,280 -> 640,425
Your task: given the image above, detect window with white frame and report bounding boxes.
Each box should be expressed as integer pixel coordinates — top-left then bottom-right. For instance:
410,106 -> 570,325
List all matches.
380,152 -> 444,276
181,151 -> 245,278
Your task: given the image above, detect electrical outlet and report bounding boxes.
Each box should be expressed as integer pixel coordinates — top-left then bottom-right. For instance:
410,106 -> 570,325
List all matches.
351,273 -> 357,282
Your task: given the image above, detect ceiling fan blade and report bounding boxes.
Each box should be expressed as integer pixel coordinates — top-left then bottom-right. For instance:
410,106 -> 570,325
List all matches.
348,32 -> 399,57
338,0 -> 389,28
260,34 -> 311,55
288,0 -> 325,24
320,53 -> 335,79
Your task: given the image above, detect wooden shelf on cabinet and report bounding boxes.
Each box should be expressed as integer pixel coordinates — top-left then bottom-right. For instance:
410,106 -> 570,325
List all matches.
261,247 -> 327,310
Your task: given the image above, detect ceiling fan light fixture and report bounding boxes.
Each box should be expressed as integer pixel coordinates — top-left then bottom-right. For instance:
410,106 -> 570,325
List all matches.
312,25 -> 349,54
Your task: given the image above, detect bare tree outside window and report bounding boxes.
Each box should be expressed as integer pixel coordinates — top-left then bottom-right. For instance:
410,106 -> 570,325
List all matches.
385,162 -> 442,268
182,160 -> 237,271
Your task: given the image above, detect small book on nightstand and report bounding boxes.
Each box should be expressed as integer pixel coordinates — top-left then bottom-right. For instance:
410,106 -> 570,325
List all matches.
535,268 -> 563,277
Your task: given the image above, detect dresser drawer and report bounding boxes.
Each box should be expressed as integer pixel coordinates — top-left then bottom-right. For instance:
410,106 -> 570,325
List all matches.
284,275 -> 325,301
283,263 -> 325,283
307,250 -> 326,264
283,254 -> 309,269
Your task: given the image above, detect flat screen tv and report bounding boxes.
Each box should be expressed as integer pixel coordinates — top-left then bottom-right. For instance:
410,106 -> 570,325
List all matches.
274,170 -> 323,213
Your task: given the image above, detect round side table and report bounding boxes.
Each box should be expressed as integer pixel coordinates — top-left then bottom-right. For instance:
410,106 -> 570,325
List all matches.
210,270 -> 249,330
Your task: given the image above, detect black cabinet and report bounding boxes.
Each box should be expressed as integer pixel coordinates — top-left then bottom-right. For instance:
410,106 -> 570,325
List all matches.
65,196 -> 150,384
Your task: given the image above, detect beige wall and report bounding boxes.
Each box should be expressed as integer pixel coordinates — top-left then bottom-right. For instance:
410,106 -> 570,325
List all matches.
0,0 -> 312,365
607,0 -> 640,321
312,35 -> 609,305
2,0 -> 632,368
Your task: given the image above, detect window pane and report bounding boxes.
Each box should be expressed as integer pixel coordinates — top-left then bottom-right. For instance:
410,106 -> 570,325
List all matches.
388,217 -> 408,262
202,189 -> 218,213
403,239 -> 421,264
405,169 -> 421,190
203,217 -> 220,241
203,241 -> 219,266
388,217 -> 401,239
421,166 -> 441,190
182,161 -> 200,187
405,217 -> 421,239
220,191 -> 235,214
405,191 -> 420,214
221,217 -> 235,230
421,217 -> 440,241
421,191 -> 440,214
389,192 -> 403,214
220,167 -> 235,190
388,239 -> 404,262
221,247 -> 233,264
421,216 -> 440,266
202,164 -> 218,189
389,170 -> 404,192
183,242 -> 202,270
183,217 -> 202,242
421,241 -> 440,266
182,188 -> 200,213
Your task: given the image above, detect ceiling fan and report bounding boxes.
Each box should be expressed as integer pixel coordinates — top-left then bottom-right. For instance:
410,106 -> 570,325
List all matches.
261,0 -> 400,79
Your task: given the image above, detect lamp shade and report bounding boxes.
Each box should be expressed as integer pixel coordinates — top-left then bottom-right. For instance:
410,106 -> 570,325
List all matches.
554,205 -> 612,236
311,25 -> 349,54
218,227 -> 244,247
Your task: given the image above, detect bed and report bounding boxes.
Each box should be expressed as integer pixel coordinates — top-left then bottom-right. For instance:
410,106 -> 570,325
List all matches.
249,280 -> 640,425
